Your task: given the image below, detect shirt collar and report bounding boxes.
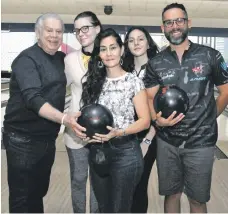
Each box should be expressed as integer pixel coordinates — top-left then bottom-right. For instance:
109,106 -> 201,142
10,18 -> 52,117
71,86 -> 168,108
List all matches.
134,63 -> 147,72
167,40 -> 194,53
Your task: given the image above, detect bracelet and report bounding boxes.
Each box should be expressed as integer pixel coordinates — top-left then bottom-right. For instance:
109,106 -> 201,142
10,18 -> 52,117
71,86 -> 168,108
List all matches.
61,114 -> 67,125
151,118 -> 164,130
151,119 -> 157,125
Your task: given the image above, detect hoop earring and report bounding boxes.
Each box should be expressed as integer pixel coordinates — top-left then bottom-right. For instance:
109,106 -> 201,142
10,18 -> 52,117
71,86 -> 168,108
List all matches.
98,61 -> 104,68
120,58 -> 123,66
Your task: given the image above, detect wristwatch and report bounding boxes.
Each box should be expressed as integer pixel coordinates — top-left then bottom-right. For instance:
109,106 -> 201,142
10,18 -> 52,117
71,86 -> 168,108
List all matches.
142,138 -> 151,145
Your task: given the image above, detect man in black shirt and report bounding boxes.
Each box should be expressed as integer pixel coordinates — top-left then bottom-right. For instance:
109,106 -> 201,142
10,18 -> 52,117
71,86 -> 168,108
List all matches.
3,13 -> 81,213
144,3 -> 228,213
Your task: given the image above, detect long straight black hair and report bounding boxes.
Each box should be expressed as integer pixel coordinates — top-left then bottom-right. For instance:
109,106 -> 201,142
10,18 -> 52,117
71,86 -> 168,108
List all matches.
80,28 -> 124,107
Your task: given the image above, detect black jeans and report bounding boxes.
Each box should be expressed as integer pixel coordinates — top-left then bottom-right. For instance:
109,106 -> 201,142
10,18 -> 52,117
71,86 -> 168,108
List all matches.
89,135 -> 144,213
131,137 -> 157,213
2,131 -> 56,213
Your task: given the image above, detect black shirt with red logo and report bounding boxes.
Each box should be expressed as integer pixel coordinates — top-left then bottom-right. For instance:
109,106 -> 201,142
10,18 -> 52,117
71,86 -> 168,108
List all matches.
144,41 -> 228,149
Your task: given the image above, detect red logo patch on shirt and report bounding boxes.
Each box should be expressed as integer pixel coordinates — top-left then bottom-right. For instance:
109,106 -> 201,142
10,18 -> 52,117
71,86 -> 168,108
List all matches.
192,66 -> 203,74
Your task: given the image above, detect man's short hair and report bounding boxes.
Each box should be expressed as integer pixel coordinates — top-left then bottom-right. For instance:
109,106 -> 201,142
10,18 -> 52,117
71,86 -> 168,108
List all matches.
35,13 -> 65,33
162,3 -> 188,20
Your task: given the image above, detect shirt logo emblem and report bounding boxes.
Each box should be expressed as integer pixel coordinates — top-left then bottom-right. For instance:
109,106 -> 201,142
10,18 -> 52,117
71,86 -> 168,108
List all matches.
192,66 -> 203,74
190,63 -> 207,82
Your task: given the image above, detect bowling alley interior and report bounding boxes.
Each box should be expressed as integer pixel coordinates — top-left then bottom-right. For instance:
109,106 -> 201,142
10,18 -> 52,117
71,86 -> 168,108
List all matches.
1,0 -> 228,213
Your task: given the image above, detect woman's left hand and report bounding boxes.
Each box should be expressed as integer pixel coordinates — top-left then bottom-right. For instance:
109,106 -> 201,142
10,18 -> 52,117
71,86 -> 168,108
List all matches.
90,126 -> 122,143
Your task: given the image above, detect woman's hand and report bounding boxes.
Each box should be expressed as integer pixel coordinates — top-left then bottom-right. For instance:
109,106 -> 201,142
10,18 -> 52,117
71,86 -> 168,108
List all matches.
89,126 -> 123,143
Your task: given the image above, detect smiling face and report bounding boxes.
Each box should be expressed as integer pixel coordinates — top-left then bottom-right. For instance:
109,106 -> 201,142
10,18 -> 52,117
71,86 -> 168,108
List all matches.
36,18 -> 63,55
74,17 -> 100,48
99,36 -> 123,69
127,29 -> 149,57
161,8 -> 191,45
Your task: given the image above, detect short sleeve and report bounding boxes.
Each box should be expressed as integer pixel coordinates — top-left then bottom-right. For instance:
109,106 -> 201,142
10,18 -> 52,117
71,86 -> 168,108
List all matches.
143,59 -> 160,88
211,50 -> 228,86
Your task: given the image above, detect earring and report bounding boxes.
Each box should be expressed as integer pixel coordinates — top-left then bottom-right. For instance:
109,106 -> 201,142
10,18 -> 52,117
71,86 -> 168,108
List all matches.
120,58 -> 123,65
98,61 -> 104,68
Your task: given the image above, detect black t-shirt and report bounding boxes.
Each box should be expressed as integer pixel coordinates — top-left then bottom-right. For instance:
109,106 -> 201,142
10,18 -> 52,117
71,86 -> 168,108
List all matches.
144,41 -> 228,149
4,43 -> 66,140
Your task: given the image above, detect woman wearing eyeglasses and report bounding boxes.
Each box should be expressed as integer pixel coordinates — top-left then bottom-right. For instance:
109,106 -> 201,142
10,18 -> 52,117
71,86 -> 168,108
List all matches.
63,11 -> 102,213
123,26 -> 159,213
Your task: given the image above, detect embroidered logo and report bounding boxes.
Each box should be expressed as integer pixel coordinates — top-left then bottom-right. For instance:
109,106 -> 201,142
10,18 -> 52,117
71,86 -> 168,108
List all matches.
190,62 -> 207,82
192,65 -> 203,74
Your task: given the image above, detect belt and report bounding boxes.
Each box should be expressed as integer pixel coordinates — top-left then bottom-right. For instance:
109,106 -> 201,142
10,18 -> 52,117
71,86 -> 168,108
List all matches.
88,134 -> 137,149
109,134 -> 137,146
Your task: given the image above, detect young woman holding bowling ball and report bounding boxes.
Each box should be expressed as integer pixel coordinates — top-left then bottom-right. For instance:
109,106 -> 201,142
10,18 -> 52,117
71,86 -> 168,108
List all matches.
80,28 -> 151,213
63,11 -> 102,213
123,26 -> 159,213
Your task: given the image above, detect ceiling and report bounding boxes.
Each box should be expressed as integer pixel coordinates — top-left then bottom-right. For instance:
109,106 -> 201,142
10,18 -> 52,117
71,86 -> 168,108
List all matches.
1,0 -> 228,28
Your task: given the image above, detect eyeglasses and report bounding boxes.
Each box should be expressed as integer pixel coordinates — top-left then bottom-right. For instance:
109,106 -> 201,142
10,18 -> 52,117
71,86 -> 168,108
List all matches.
163,18 -> 187,28
73,25 -> 94,35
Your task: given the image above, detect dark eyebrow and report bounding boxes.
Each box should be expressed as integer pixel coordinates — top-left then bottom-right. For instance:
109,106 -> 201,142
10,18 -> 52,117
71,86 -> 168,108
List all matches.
129,35 -> 145,39
138,35 -> 146,39
100,43 -> 117,47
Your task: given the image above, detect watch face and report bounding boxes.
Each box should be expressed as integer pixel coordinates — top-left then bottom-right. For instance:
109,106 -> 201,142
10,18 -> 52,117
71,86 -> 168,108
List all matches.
143,139 -> 151,145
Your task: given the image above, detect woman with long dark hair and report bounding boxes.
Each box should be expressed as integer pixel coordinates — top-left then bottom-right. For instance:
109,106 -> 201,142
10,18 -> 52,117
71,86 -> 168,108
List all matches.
123,26 -> 159,213
63,11 -> 102,213
81,28 -> 151,213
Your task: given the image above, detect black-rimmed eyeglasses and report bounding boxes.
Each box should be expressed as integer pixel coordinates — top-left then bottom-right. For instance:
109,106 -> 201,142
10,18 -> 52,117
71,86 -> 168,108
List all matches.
163,18 -> 188,28
73,25 -> 94,35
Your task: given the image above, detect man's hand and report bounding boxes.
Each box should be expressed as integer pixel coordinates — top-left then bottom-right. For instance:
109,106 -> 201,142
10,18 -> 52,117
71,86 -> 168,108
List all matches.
63,112 -> 87,139
156,111 -> 185,127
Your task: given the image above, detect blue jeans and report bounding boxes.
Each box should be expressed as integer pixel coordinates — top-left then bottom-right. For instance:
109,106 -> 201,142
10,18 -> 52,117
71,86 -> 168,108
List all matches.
2,131 -> 56,213
89,135 -> 144,213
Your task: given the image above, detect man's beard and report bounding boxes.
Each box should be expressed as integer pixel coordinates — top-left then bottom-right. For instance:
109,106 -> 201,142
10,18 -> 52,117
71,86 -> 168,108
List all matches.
164,27 -> 189,45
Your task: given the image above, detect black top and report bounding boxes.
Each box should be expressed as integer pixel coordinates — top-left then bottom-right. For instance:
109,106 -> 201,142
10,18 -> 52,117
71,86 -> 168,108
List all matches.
4,43 -> 66,140
132,63 -> 150,141
132,63 -> 147,78
144,41 -> 228,149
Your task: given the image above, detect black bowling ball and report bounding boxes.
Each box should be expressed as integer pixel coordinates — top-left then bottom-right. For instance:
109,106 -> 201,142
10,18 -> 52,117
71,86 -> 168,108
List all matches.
154,85 -> 189,118
77,104 -> 114,138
